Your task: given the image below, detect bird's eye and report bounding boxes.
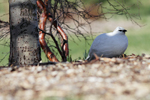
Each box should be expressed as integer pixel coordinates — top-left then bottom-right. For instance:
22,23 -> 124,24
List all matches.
119,30 -> 122,32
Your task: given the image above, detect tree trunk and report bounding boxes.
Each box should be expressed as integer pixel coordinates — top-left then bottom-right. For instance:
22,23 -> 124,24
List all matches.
9,0 -> 41,66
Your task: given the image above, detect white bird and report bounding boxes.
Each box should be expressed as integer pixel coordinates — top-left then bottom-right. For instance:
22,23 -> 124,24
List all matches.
86,27 -> 128,61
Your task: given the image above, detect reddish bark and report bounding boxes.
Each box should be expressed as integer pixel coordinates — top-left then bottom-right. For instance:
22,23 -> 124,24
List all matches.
39,12 -> 59,62
37,0 -> 69,62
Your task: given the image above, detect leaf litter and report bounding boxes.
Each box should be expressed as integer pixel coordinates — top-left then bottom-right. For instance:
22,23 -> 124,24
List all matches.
0,54 -> 150,100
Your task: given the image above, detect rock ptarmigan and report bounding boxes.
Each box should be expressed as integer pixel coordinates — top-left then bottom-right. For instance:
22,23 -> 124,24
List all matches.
86,27 -> 128,61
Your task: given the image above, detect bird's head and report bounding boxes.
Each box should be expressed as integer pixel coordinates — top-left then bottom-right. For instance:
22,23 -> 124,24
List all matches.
113,27 -> 127,35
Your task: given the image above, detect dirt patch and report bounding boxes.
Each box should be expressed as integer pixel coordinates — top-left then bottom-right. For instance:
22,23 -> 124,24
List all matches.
0,54 -> 150,100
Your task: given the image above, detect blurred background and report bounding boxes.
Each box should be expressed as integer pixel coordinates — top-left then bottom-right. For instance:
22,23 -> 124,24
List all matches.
0,0 -> 149,66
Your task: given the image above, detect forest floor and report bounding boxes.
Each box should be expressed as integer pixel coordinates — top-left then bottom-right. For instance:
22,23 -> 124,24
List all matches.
1,54 -> 150,100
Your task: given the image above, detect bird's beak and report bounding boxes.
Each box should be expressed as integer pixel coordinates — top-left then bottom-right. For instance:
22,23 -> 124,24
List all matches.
123,30 -> 127,32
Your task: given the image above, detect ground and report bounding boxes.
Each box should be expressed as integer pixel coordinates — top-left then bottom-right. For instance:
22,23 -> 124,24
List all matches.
0,54 -> 150,100
0,1 -> 149,100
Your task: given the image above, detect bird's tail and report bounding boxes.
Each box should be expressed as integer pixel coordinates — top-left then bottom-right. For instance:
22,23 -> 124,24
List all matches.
85,55 -> 90,61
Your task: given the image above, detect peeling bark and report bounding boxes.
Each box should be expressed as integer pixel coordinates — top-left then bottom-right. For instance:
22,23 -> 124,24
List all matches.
37,0 -> 69,62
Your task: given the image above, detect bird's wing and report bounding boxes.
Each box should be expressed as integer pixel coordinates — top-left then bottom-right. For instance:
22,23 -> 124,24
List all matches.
90,33 -> 108,52
87,33 -> 109,60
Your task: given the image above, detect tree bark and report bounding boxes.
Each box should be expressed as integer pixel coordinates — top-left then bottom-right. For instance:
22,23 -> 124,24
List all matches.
9,0 -> 41,66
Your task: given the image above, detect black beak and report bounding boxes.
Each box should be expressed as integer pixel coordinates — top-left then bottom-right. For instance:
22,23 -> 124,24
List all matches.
119,30 -> 127,33
123,30 -> 127,32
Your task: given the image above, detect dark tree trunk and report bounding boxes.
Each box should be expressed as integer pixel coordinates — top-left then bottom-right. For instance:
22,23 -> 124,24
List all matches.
9,0 -> 41,66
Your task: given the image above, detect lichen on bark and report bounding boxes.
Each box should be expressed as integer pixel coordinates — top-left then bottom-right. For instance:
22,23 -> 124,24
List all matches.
9,0 -> 41,66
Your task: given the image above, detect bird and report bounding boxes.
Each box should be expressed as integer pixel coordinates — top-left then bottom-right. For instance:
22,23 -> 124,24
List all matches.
86,26 -> 128,61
